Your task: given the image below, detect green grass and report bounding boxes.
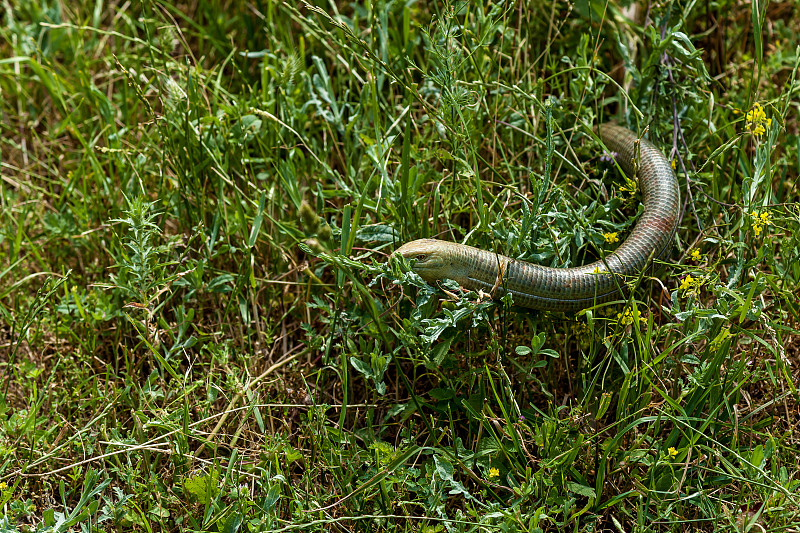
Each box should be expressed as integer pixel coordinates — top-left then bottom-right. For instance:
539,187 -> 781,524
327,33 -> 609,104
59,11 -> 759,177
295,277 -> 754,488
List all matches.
1,0 -> 800,531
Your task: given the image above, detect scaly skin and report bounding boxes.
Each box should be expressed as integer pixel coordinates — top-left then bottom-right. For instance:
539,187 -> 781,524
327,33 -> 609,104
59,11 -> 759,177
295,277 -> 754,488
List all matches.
394,124 -> 681,311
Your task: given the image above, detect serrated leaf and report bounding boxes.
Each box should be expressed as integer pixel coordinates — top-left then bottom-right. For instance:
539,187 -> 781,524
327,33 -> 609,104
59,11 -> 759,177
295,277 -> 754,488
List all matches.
356,224 -> 399,243
565,481 -> 596,499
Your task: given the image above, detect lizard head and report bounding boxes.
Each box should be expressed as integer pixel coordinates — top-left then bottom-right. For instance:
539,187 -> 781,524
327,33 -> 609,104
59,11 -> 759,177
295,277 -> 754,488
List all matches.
393,239 -> 453,283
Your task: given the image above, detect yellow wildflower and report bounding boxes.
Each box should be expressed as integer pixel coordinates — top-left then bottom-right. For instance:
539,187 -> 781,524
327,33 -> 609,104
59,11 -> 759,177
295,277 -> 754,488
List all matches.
690,248 -> 703,262
604,232 -> 619,244
488,467 -> 500,479
750,209 -> 773,237
671,158 -> 677,170
745,102 -> 772,137
619,176 -> 638,197
679,274 -> 702,297
668,447 -> 678,458
617,307 -> 645,326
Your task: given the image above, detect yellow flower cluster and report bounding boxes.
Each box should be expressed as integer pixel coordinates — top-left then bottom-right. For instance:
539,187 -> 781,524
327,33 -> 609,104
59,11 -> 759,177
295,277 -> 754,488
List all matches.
690,248 -> 703,262
750,209 -> 773,237
603,232 -> 619,244
746,102 -> 772,137
679,274 -> 703,297
617,307 -> 645,326
619,176 -> 638,199
488,467 -> 500,479
668,447 -> 678,458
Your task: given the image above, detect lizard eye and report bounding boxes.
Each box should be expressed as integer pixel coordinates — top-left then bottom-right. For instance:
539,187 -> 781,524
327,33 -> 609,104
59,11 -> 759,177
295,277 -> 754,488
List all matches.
415,254 -> 428,262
